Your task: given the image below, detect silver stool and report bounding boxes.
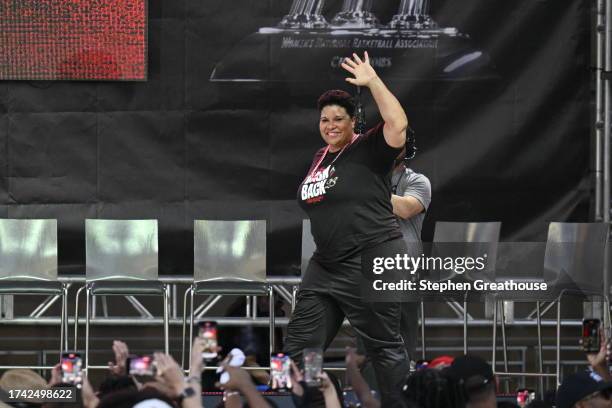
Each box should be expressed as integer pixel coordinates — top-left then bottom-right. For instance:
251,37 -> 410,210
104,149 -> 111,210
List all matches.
0,219 -> 67,369
74,219 -> 169,372
492,222 -> 610,390
423,221 -> 501,357
182,220 -> 273,370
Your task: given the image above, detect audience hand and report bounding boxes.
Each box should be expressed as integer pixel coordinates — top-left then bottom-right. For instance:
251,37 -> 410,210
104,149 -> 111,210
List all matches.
318,372 -> 342,408
82,376 -> 99,408
290,360 -> 304,397
587,328 -> 611,380
108,340 -> 129,376
215,365 -> 253,392
345,347 -> 366,369
189,337 -> 207,377
154,352 -> 187,399
49,363 -> 62,387
317,371 -> 334,392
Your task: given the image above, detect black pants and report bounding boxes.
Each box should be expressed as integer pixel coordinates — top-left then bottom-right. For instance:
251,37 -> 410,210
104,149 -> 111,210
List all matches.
283,240 -> 409,408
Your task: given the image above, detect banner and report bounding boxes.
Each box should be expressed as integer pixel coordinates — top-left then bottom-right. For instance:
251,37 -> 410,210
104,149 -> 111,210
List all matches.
0,0 -> 591,275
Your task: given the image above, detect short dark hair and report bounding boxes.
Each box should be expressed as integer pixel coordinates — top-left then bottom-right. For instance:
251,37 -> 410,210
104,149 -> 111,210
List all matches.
317,89 -> 355,117
98,388 -> 175,408
402,368 -> 465,408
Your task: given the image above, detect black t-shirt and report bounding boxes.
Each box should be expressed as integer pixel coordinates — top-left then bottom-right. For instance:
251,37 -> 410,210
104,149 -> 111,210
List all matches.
298,123 -> 403,263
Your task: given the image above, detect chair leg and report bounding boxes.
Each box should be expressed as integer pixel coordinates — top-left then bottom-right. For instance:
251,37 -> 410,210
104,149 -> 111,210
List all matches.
59,293 -> 64,358
64,286 -> 69,352
500,301 -> 509,374
74,286 -> 85,351
163,285 -> 169,355
188,286 -> 195,372
556,298 -> 561,388
463,299 -> 468,354
269,286 -> 275,357
537,301 -> 544,398
85,286 -> 91,373
492,299 -> 497,374
420,301 -> 425,360
607,296 -> 612,339
59,286 -> 67,356
181,286 -> 191,370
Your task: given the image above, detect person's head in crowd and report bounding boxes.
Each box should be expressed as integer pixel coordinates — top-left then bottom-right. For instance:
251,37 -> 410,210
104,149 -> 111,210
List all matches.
497,402 -> 520,408
556,371 -> 612,408
97,375 -> 137,399
0,369 -> 49,406
42,383 -> 82,408
402,368 -> 466,408
0,369 -> 48,391
97,388 -> 175,408
446,355 -> 496,408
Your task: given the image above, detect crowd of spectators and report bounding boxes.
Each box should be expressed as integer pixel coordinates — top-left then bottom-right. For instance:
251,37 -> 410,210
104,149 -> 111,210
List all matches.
0,330 -> 611,408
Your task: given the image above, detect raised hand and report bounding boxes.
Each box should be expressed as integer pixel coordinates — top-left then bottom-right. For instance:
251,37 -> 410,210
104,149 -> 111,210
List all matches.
108,340 -> 129,376
154,352 -> 186,399
49,363 -> 62,386
82,376 -> 100,408
345,347 -> 366,369
289,360 -> 304,397
341,52 -> 379,87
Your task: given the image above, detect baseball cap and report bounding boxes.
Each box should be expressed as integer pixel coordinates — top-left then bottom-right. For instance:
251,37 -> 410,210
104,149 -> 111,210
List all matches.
429,355 -> 455,370
556,371 -> 612,408
446,355 -> 494,395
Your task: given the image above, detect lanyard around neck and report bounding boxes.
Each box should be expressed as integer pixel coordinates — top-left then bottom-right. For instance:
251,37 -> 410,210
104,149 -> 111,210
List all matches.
308,134 -> 359,179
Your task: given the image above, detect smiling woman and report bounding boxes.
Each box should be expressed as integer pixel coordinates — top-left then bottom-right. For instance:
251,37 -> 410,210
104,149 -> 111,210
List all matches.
283,52 -> 411,408
318,93 -> 356,152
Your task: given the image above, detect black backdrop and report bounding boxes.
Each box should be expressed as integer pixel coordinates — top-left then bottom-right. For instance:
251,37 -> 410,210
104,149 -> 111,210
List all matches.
0,0 -> 592,275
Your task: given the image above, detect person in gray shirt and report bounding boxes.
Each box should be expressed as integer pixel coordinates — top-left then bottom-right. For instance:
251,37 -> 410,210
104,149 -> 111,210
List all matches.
390,135 -> 431,360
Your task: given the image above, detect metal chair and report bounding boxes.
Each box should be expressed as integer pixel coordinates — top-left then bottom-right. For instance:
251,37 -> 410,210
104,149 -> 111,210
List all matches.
74,219 -> 169,372
423,221 -> 501,356
182,220 -> 273,370
491,222 -> 610,389
0,219 -> 67,368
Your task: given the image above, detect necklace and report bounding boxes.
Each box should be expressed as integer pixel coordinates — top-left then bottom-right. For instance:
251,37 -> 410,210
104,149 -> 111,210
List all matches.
307,134 -> 359,179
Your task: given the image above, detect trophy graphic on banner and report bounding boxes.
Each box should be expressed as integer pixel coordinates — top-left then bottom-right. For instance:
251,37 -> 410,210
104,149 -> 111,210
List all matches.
210,0 -> 494,82
277,0 -> 329,29
330,0 -> 379,29
389,0 -> 440,30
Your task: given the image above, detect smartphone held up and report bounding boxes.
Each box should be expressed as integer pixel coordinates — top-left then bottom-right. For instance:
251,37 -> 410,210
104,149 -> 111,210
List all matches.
60,352 -> 83,389
198,321 -> 218,360
270,353 -> 292,390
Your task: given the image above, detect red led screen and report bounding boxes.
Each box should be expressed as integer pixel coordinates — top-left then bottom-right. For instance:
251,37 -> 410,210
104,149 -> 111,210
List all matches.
0,0 -> 147,80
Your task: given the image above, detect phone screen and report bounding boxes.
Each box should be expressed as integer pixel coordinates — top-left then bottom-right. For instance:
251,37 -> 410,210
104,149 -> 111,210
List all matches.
516,389 -> 535,407
198,321 -> 218,360
270,353 -> 292,390
582,319 -> 601,353
61,353 -> 83,388
128,355 -> 155,377
303,348 -> 323,387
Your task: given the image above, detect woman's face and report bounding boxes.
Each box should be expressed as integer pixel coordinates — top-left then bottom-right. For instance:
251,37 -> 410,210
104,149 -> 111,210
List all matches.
319,104 -> 355,152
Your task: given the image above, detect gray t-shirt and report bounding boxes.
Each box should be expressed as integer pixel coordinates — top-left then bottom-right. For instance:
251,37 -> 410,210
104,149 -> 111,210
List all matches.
392,166 -> 431,254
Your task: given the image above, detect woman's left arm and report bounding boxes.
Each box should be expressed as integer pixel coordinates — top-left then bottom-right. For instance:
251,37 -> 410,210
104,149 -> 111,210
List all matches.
341,52 -> 408,148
